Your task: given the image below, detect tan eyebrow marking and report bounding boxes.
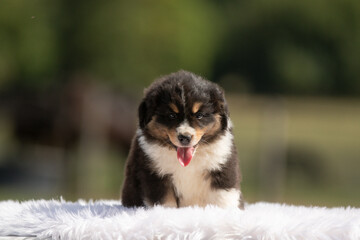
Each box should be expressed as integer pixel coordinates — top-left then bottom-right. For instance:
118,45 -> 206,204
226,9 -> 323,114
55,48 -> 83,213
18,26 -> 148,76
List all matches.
192,102 -> 202,114
169,103 -> 179,113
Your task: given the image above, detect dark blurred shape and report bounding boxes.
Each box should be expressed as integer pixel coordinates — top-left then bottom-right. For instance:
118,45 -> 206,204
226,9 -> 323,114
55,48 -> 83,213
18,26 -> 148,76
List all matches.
0,78 -> 137,198
2,78 -> 137,152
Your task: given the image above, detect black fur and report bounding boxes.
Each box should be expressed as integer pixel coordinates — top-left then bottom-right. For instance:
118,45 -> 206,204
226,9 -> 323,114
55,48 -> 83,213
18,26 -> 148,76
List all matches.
121,136 -> 172,207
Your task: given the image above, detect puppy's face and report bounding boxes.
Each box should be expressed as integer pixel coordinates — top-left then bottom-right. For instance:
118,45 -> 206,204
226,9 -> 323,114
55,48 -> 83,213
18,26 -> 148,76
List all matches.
139,71 -> 229,166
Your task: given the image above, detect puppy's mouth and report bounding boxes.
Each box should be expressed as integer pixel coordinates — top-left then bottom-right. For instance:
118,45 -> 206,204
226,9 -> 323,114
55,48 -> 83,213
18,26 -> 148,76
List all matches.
176,146 -> 196,167
169,142 -> 198,167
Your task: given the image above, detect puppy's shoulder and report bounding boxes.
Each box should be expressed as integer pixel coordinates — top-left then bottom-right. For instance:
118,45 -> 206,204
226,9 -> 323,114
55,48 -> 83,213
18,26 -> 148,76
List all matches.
209,140 -> 240,190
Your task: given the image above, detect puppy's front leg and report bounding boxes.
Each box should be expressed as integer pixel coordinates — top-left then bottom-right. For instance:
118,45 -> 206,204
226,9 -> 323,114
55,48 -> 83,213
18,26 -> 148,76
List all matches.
161,187 -> 178,208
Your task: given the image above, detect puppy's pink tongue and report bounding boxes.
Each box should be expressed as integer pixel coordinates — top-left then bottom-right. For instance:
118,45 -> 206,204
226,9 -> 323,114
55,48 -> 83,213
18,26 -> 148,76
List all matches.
177,147 -> 194,167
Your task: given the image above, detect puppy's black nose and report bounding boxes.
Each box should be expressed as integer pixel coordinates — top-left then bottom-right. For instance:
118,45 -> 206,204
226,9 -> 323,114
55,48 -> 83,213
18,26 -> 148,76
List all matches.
178,134 -> 192,145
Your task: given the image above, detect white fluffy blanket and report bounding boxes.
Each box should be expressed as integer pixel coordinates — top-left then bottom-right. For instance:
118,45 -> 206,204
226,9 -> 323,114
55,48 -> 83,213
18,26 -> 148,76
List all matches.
0,199 -> 359,240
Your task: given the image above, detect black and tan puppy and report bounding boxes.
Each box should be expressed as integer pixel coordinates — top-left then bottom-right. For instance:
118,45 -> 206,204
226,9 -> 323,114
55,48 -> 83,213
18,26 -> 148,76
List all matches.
121,70 -> 243,208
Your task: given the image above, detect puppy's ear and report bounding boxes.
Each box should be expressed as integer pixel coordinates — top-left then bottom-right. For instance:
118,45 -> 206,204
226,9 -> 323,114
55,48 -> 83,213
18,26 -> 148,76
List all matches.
138,99 -> 151,129
211,85 -> 229,131
211,85 -> 229,116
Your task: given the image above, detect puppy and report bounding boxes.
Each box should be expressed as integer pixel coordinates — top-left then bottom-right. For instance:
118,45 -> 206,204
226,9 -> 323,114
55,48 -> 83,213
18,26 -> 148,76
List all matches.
121,70 -> 243,208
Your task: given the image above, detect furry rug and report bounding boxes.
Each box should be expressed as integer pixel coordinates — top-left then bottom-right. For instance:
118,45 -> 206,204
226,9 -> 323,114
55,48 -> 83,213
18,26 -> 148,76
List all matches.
0,199 -> 359,240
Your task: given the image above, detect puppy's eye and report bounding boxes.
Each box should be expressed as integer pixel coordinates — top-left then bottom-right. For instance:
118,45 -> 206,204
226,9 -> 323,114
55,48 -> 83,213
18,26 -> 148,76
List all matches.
169,113 -> 177,120
195,112 -> 204,119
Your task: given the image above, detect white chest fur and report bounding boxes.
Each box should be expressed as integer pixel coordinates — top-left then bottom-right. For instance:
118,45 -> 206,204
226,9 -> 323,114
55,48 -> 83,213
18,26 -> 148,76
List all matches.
138,129 -> 240,208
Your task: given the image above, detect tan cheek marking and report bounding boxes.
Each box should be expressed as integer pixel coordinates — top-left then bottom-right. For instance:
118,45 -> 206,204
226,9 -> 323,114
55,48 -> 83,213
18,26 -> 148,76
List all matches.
167,129 -> 179,145
194,128 -> 205,143
205,114 -> 222,136
192,102 -> 202,114
148,118 -> 179,146
169,103 -> 179,113
147,117 -> 168,139
194,114 -> 222,141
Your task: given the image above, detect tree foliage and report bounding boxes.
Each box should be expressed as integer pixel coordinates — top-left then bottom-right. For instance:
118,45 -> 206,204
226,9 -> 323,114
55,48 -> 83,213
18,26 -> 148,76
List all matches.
1,0 -> 360,95
214,0 -> 360,95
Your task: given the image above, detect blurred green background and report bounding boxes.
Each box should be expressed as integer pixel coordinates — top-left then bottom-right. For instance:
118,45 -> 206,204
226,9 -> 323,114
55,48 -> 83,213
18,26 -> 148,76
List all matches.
0,0 -> 359,207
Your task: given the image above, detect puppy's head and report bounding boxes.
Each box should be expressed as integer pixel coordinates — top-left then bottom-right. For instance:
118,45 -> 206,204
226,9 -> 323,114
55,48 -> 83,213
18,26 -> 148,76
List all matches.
139,70 -> 229,167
